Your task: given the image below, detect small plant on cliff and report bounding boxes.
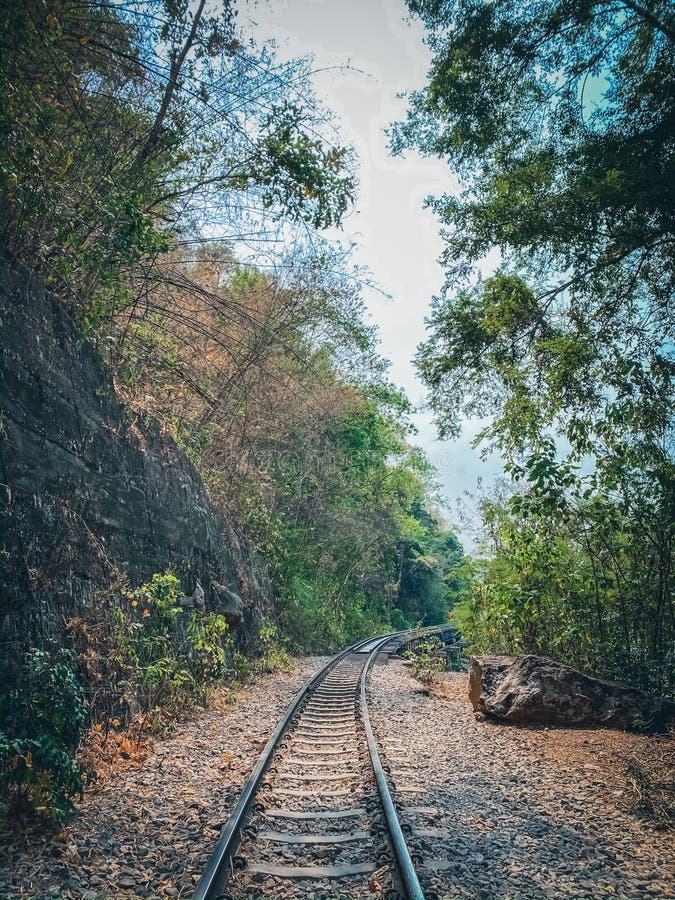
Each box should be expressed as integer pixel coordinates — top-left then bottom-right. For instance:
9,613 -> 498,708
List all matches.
187,611 -> 233,697
0,648 -> 88,822
130,572 -> 183,619
112,573 -> 233,720
254,619 -> 293,674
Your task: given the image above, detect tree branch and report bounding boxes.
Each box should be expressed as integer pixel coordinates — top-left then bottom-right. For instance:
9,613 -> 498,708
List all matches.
603,0 -> 675,43
134,0 -> 207,168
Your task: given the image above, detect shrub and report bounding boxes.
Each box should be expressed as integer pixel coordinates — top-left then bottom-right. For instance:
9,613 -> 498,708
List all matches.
113,573 -> 234,717
69,572 -> 237,756
278,575 -> 345,653
253,619 -> 293,673
0,648 -> 88,822
404,638 -> 445,686
390,608 -> 412,631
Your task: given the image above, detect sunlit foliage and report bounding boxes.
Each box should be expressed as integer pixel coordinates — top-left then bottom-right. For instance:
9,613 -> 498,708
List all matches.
397,0 -> 674,689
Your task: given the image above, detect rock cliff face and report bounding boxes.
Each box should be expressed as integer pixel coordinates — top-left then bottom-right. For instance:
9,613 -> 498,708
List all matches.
0,255 -> 272,651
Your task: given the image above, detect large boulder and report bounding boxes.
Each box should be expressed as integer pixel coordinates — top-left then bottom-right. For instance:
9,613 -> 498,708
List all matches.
469,655 -> 675,731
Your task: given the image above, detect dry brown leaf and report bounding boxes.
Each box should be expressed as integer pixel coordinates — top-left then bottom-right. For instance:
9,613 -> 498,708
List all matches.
368,864 -> 389,897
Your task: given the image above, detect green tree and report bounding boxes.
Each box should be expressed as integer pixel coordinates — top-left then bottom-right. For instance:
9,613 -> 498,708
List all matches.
1,0 -> 355,324
395,0 -> 674,687
395,0 -> 674,459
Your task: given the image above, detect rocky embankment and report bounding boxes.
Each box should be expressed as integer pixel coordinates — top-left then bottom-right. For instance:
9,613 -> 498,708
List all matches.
0,254 -> 272,654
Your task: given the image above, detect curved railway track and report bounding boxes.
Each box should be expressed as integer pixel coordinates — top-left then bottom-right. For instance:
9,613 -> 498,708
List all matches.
193,628 -> 452,900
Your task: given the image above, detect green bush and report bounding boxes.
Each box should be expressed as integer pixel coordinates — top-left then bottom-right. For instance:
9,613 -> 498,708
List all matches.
404,638 -> 445,686
0,574 -> 241,824
0,648 -> 88,822
390,608 -> 412,631
278,575 -> 345,653
113,573 -> 234,714
253,619 -> 293,673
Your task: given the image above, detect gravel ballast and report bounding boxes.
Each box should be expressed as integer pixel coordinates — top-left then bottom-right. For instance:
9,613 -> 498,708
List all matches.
2,653 -> 673,899
369,658 -> 675,900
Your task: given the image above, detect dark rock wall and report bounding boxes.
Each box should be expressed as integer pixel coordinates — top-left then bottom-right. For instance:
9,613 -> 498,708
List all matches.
1,255 -> 272,651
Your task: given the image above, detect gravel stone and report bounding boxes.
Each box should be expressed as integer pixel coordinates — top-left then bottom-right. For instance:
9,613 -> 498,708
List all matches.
1,658 -> 329,899
369,658 -> 675,900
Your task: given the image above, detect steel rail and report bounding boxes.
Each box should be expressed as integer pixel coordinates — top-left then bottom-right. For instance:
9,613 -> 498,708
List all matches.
192,634 -> 376,900
193,625 -> 449,900
360,637 -> 426,900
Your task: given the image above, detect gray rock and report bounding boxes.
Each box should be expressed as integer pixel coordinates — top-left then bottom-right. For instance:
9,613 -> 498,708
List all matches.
192,579 -> 205,610
468,655 -> 675,731
0,254 -> 272,659
179,579 -> 206,610
211,583 -> 245,629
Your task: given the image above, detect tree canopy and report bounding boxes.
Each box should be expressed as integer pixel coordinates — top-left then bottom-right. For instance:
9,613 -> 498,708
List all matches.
395,0 -> 674,690
395,0 -> 674,453
1,0 -> 355,324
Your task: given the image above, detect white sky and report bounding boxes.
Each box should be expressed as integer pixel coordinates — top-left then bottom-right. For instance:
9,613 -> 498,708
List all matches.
245,0 -> 503,549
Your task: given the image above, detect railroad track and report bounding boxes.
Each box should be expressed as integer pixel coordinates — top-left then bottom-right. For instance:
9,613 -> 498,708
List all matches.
193,628 -> 452,900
